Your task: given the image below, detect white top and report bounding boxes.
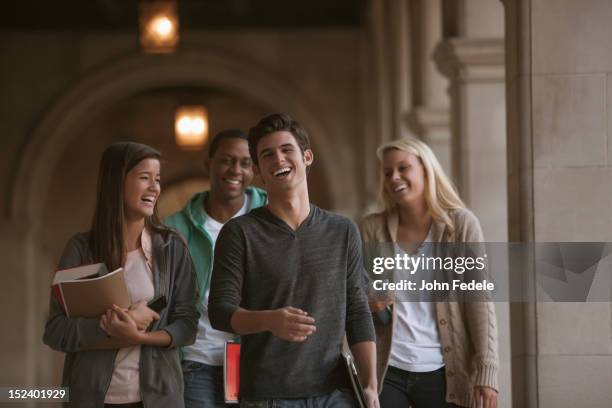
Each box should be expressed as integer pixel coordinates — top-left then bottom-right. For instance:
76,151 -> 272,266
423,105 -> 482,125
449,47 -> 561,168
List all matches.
182,195 -> 250,366
104,232 -> 155,404
388,230 -> 445,373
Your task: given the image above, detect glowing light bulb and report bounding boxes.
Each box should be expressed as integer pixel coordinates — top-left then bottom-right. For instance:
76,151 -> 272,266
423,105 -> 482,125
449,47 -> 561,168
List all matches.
192,118 -> 205,134
176,117 -> 192,134
139,2 -> 179,53
175,106 -> 209,150
152,15 -> 173,38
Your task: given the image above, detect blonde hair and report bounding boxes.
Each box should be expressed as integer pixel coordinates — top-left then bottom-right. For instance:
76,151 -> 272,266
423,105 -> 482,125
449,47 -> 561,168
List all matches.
376,137 -> 465,233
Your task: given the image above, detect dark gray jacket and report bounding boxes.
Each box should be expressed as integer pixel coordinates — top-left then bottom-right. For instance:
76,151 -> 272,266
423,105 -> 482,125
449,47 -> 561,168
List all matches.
43,231 -> 199,408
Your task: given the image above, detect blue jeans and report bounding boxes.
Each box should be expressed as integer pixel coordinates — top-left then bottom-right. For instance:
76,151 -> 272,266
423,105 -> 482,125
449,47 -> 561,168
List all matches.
240,389 -> 356,408
379,366 -> 464,408
182,360 -> 231,408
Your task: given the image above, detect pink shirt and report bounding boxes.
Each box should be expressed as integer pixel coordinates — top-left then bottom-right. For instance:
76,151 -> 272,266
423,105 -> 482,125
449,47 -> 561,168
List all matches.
104,229 -> 154,404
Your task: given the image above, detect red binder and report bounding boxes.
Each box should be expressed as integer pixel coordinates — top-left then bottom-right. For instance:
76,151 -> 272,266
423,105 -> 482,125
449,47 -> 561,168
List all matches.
224,341 -> 241,404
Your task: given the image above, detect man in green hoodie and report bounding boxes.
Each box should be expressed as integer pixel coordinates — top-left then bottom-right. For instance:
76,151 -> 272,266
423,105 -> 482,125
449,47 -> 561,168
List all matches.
165,129 -> 267,408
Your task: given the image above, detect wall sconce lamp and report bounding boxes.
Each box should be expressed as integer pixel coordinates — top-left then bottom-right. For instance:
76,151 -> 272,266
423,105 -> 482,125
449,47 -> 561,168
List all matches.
175,106 -> 209,150
139,0 -> 179,54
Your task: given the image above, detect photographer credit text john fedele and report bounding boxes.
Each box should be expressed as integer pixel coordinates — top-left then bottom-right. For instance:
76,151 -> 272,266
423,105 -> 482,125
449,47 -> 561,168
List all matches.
370,252 -> 495,292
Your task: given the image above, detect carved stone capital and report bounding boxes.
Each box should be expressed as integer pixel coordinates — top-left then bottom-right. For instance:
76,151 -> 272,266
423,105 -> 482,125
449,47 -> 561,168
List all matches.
406,106 -> 450,141
434,38 -> 505,83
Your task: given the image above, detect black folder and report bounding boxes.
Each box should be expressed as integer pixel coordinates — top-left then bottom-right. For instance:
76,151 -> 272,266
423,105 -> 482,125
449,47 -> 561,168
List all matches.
342,352 -> 367,408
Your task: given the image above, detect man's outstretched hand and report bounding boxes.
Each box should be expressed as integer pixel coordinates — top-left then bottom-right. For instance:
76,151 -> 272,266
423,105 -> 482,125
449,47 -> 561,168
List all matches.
267,306 -> 316,342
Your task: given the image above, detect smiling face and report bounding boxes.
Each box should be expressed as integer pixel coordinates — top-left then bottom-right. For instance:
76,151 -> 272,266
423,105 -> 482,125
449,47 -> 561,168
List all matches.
254,130 -> 313,193
382,149 -> 427,208
208,137 -> 253,200
123,158 -> 161,221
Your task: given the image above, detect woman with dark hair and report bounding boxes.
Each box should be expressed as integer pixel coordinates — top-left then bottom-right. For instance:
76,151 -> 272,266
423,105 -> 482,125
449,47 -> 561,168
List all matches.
44,142 -> 199,408
360,137 -> 499,408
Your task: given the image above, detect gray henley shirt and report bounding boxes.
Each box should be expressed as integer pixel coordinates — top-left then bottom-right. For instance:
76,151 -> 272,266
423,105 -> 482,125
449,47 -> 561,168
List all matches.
208,205 -> 375,399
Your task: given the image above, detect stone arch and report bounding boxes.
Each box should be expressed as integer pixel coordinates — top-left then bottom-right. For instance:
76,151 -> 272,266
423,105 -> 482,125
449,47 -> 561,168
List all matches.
11,47 -> 349,226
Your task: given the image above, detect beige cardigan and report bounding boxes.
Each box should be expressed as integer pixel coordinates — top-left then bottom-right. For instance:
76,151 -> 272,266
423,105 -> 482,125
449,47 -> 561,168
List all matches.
359,207 -> 499,408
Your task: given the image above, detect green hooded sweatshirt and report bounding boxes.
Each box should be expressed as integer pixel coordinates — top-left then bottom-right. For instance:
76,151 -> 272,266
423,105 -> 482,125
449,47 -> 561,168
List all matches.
165,187 -> 267,307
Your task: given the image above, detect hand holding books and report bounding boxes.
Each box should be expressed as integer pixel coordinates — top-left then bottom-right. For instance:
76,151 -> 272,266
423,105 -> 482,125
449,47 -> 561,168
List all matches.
99,301 -> 162,345
343,352 -> 380,408
51,263 -> 166,349
100,304 -> 142,345
127,300 -> 161,330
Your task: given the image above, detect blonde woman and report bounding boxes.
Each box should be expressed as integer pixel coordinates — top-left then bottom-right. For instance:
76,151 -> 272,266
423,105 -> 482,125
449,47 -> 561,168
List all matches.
360,138 -> 499,408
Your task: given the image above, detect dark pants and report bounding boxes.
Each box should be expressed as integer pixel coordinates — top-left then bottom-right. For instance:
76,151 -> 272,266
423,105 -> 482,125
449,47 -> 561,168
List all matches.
379,366 -> 464,408
182,360 -> 231,408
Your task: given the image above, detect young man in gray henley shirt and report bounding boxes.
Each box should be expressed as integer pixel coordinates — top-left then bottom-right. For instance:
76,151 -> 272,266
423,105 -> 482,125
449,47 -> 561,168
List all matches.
209,113 -> 378,408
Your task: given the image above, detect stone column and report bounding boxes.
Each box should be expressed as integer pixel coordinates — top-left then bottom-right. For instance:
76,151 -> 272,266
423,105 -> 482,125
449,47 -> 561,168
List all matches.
505,0 -> 612,407
407,0 -> 453,176
432,0 -> 507,241
362,0 -> 415,211
435,2 -> 511,408
0,219 -> 65,392
434,36 -> 506,241
0,222 -> 33,385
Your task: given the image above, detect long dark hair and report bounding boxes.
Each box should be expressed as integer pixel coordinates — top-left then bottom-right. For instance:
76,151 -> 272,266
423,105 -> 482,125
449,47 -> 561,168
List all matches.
89,142 -> 171,270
